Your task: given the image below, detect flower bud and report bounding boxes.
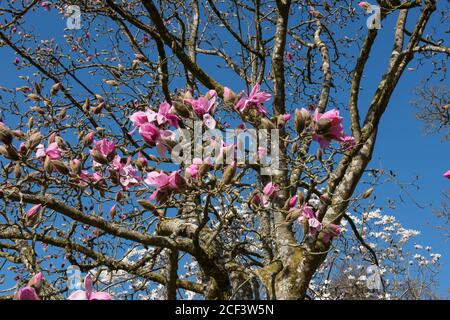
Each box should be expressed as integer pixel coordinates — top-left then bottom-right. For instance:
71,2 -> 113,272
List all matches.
69,159 -> 82,174
320,193 -> 331,205
44,155 -> 53,173
0,124 -> 13,144
90,150 -> 108,165
50,82 -> 62,96
26,204 -> 42,220
316,118 -> 331,134
83,131 -> 95,145
82,98 -> 90,112
137,199 -> 157,211
172,101 -> 191,118
131,59 -> 139,70
260,118 -> 276,130
0,144 -> 19,160
27,272 -> 43,290
14,162 -> 21,180
109,204 -> 117,220
294,108 -> 310,134
223,87 -> 237,105
285,208 -> 302,222
52,160 -> 70,175
362,187 -> 374,199
221,162 -> 236,186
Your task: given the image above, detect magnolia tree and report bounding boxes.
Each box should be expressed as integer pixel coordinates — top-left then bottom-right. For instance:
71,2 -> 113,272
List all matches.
0,0 -> 448,300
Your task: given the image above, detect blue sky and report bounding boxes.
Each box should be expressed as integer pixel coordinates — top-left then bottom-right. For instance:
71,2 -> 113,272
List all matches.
0,2 -> 448,297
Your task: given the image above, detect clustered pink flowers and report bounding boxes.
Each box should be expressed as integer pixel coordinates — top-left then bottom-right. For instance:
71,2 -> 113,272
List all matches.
130,101 -> 179,156
297,204 -> 341,243
15,273 -> 112,300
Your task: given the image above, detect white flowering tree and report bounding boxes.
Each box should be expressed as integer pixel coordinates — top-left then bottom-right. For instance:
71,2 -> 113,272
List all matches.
0,0 -> 447,300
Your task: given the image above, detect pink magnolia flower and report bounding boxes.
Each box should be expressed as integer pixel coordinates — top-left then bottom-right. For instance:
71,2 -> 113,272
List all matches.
146,101 -> 179,127
26,204 -> 42,219
84,131 -> 95,145
443,170 -> 450,179
184,90 -> 217,117
92,139 -> 116,158
186,158 -> 203,179
130,111 -> 150,129
262,182 -> 279,206
235,84 -> 271,115
78,170 -> 91,187
251,193 -> 262,206
145,171 -> 186,202
15,272 -> 43,300
110,156 -> 141,189
36,142 -> 63,160
67,274 -> 112,300
322,223 -> 341,243
139,122 -> 160,145
312,109 -> 345,149
15,286 -> 40,300
297,204 -> 323,235
138,151 -> 148,167
263,182 -> 278,198
91,171 -> 104,183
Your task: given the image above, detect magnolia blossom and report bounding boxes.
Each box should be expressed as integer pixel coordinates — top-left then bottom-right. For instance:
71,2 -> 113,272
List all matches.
186,158 -> 203,179
262,182 -> 279,206
184,90 -> 217,117
147,101 -> 179,127
15,286 -> 40,300
443,170 -> 450,179
312,109 -> 345,148
138,122 -> 174,156
145,171 -> 186,203
15,272 -> 43,300
90,139 -> 116,164
67,274 -> 112,300
110,156 -> 141,189
26,204 -> 42,219
131,102 -> 179,131
235,84 -> 271,115
36,142 -> 63,160
298,204 -> 323,235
